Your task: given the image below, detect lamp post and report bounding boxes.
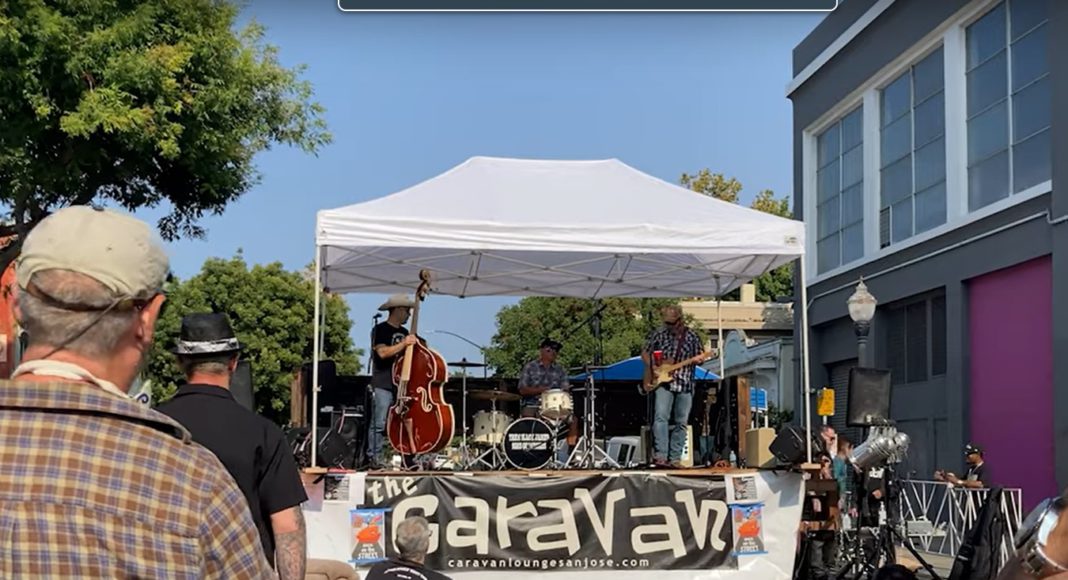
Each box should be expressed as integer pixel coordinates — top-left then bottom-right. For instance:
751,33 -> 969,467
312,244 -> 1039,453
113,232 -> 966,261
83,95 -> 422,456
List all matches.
847,278 -> 878,367
429,330 -> 489,377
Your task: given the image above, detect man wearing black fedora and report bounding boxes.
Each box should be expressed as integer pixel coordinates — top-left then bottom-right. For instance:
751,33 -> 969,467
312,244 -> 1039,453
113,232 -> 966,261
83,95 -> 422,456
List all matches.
156,313 -> 308,580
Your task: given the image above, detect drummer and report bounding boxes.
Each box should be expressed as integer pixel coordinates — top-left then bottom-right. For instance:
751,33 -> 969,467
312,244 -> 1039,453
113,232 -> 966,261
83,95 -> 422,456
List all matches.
517,338 -> 575,464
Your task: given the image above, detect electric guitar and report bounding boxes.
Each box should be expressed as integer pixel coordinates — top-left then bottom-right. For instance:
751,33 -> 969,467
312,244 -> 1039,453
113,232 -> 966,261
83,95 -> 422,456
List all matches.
640,350 -> 714,394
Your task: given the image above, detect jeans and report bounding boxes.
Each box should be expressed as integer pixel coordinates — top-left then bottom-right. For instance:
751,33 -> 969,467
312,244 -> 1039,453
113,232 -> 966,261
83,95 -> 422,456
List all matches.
808,532 -> 839,579
653,388 -> 692,462
367,387 -> 393,463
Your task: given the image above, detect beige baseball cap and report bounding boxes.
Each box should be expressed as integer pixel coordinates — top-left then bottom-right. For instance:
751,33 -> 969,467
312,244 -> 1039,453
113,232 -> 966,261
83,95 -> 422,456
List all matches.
16,206 -> 169,300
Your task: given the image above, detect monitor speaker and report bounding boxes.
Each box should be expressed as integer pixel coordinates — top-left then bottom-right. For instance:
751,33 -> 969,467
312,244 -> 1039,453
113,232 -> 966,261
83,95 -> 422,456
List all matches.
847,367 -> 892,427
769,425 -> 824,465
231,360 -> 254,411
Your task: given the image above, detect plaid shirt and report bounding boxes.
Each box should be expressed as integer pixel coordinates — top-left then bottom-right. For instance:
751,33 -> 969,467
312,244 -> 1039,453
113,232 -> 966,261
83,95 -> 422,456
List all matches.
517,359 -> 569,408
643,325 -> 703,393
0,379 -> 275,579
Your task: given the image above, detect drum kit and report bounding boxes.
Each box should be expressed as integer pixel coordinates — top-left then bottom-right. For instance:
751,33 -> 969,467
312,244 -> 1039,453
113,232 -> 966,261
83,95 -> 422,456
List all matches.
448,359 -> 582,471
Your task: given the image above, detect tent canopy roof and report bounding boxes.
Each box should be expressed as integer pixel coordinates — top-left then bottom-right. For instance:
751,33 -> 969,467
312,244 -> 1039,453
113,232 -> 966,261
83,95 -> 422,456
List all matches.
317,157 -> 804,298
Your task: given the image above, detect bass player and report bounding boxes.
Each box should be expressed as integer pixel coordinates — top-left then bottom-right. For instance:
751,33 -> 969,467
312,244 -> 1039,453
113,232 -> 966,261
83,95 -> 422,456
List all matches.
367,294 -> 418,470
641,304 -> 710,468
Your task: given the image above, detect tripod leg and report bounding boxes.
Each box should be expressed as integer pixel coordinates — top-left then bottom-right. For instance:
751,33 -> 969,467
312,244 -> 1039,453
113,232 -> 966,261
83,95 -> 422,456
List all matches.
890,526 -> 942,580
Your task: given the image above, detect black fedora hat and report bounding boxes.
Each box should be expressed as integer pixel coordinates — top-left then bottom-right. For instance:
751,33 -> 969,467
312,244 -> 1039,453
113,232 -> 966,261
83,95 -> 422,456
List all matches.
539,338 -> 563,351
173,313 -> 242,355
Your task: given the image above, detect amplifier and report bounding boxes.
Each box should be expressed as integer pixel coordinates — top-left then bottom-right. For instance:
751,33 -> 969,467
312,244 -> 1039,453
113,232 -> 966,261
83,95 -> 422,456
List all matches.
638,425 -> 693,467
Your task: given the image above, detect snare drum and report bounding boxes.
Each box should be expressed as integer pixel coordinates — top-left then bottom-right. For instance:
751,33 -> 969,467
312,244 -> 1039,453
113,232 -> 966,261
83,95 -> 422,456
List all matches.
503,418 -> 554,470
471,410 -> 511,446
539,389 -> 573,420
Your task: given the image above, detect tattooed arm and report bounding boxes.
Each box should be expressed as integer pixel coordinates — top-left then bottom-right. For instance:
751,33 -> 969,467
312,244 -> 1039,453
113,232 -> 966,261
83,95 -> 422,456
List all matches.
271,507 -> 307,580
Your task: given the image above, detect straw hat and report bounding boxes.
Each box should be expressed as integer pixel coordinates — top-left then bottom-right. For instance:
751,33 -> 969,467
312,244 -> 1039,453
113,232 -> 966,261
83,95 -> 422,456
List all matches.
378,294 -> 416,311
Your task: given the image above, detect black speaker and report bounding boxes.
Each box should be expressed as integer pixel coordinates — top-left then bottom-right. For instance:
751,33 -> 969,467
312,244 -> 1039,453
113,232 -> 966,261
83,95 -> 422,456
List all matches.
316,408 -> 363,469
301,360 -> 337,399
231,360 -> 254,411
770,425 -> 825,465
847,367 -> 892,427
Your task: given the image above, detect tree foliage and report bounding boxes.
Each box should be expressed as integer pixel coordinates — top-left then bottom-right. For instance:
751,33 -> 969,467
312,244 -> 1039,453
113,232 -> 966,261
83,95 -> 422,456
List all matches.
681,171 -> 795,302
0,0 -> 330,269
146,253 -> 360,425
485,298 -> 704,377
679,169 -> 742,203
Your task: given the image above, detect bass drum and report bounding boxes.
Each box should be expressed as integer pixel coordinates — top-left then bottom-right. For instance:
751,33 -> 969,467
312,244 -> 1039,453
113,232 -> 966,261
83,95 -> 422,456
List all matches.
503,418 -> 554,471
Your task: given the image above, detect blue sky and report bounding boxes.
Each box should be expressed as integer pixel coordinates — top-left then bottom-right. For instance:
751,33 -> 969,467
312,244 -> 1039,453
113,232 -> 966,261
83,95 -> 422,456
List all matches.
140,5 -> 822,366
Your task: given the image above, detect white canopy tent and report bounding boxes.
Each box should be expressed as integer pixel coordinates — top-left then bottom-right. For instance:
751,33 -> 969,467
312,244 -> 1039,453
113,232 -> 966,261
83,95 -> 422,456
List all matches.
311,157 -> 815,464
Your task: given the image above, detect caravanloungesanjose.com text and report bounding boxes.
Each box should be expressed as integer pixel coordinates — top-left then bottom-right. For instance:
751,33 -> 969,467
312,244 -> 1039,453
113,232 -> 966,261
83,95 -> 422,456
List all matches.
446,557 -> 652,570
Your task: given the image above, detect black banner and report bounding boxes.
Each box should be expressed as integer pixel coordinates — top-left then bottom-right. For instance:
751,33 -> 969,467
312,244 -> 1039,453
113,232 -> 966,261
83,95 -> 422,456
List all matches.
363,473 -> 735,572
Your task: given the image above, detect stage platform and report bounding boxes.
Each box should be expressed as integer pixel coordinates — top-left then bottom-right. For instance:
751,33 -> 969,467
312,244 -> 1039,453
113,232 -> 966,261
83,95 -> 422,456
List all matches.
303,466 -> 804,579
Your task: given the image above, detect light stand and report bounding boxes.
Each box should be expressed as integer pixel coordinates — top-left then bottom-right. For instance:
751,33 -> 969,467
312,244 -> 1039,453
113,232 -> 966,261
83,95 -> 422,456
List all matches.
835,425 -> 941,580
835,465 -> 941,580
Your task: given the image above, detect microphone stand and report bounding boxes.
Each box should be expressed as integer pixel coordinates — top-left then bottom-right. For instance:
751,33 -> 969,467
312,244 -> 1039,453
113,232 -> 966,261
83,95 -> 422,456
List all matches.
566,299 -> 618,469
357,312 -> 382,469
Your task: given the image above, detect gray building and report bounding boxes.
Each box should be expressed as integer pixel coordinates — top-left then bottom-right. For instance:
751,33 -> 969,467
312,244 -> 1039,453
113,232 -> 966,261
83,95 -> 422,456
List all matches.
788,0 -> 1065,507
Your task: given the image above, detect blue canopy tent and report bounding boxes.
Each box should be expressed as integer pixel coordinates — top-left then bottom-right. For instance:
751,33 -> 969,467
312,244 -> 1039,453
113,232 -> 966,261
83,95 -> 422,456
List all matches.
569,356 -> 719,382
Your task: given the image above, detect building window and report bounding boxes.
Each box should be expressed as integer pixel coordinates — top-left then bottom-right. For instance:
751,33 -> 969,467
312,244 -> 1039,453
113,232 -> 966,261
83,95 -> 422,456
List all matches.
885,292 -> 947,385
966,0 -> 1050,211
879,47 -> 947,248
816,106 -> 864,274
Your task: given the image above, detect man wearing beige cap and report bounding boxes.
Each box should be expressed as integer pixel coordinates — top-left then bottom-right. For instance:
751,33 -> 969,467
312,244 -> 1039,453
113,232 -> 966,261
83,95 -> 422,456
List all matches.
367,293 -> 418,469
0,206 -> 273,578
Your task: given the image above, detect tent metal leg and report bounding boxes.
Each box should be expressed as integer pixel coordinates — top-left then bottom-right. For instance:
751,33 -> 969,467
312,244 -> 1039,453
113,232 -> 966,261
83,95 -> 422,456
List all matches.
311,245 -> 323,468
798,257 -> 813,464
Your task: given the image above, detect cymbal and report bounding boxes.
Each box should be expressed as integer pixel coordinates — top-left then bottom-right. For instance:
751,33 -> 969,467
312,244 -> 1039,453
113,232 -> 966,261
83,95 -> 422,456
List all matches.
468,390 -> 520,402
448,360 -> 487,368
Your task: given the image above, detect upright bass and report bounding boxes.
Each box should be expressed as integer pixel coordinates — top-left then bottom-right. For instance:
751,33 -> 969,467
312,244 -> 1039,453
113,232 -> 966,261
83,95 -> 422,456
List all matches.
385,270 -> 455,456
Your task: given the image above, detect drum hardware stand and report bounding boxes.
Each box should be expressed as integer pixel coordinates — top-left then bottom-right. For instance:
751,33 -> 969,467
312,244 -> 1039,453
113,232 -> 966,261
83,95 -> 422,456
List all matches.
566,367 -> 618,469
472,396 -> 508,470
565,301 -> 620,470
455,359 -> 475,469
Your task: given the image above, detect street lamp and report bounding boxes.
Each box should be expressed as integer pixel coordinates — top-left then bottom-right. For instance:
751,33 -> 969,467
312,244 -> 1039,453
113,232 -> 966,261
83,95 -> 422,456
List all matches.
429,330 -> 489,377
847,278 -> 877,367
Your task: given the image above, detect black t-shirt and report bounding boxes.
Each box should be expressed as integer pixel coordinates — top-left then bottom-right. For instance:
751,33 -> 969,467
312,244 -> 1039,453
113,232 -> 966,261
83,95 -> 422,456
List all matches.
965,462 -> 987,484
156,384 -> 308,564
371,321 -> 409,390
364,559 -> 451,580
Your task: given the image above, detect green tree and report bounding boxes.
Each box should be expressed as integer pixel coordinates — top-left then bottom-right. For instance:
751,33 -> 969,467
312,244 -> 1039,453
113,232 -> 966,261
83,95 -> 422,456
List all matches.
0,0 -> 330,270
680,169 -> 743,203
146,253 -> 360,425
749,189 -> 794,302
485,298 -> 704,377
682,172 -> 796,302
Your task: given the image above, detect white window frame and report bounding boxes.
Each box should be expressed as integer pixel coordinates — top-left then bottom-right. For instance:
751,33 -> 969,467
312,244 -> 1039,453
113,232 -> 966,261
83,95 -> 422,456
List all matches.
812,106 -> 865,275
802,0 -> 1053,285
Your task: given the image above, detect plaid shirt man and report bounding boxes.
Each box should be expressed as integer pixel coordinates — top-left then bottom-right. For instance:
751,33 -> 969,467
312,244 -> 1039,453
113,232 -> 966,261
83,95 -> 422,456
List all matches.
518,359 -> 569,409
0,379 -> 275,579
643,325 -> 704,393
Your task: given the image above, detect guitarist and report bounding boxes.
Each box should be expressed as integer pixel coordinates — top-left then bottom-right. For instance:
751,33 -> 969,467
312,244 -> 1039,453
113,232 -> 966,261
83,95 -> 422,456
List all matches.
641,304 -> 708,468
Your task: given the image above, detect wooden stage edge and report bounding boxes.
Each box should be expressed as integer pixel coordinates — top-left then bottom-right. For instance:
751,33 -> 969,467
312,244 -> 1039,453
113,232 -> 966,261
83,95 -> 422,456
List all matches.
303,466 -> 759,478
